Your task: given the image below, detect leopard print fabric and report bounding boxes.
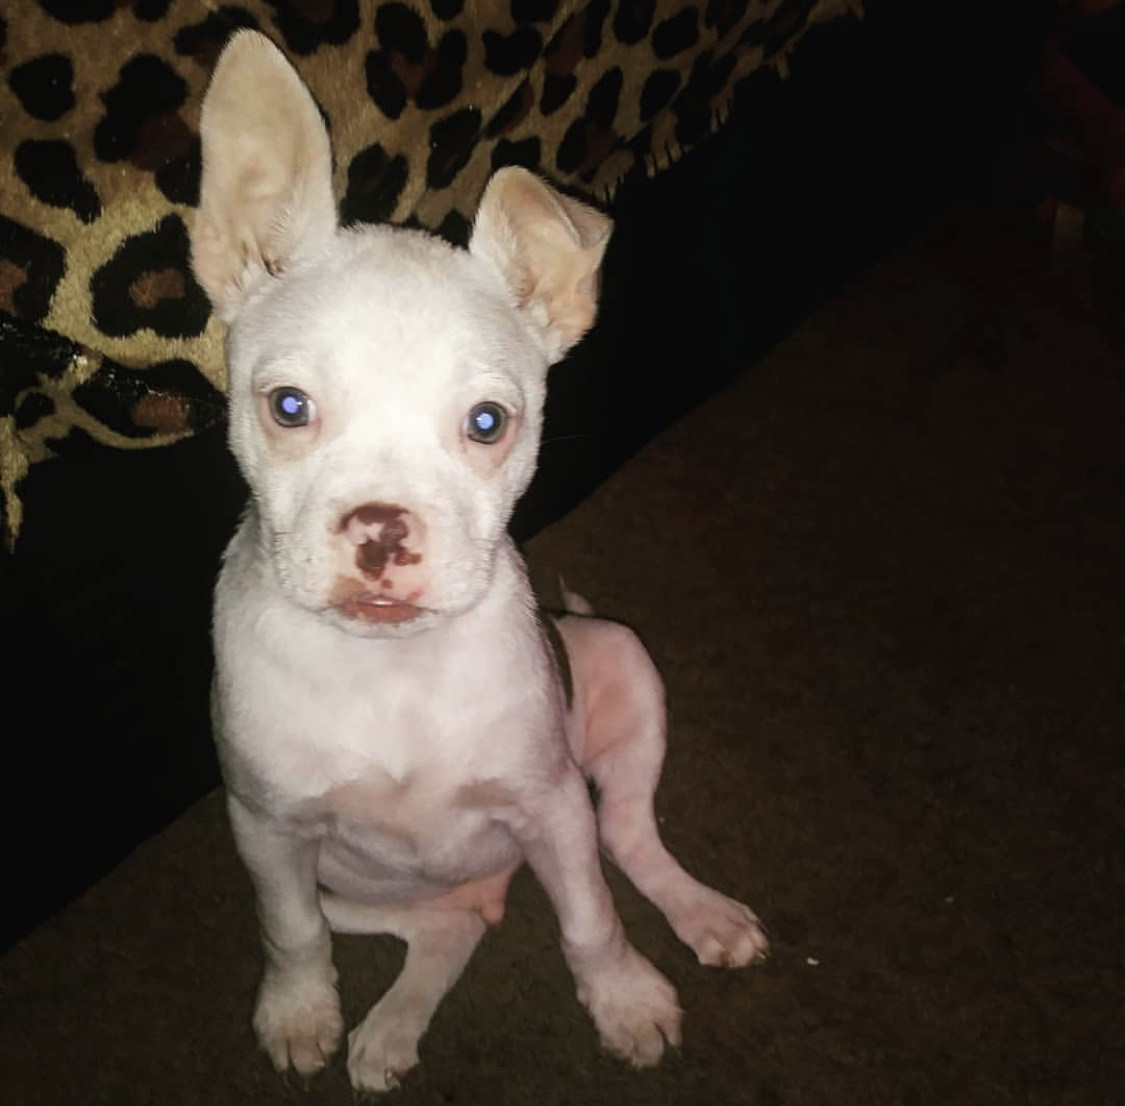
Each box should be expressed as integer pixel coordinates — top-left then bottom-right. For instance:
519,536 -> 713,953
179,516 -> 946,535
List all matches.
0,0 -> 860,546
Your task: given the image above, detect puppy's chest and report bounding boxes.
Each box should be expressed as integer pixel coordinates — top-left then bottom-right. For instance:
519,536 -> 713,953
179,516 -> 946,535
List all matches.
306,766 -> 468,855
239,646 -> 540,830
264,684 -> 496,799
255,699 -> 508,872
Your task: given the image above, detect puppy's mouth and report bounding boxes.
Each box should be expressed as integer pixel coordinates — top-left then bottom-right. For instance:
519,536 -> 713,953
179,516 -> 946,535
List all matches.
335,594 -> 425,624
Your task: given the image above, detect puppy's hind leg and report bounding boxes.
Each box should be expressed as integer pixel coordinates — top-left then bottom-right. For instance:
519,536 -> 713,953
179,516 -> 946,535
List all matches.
321,898 -> 486,1094
559,617 -> 769,969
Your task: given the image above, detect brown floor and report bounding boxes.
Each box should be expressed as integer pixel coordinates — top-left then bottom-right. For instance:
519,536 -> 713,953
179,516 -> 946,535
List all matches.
2,206 -> 1122,1105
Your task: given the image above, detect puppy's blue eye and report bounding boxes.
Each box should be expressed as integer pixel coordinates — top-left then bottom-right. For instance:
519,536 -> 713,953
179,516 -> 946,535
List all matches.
268,386 -> 312,428
467,402 -> 507,444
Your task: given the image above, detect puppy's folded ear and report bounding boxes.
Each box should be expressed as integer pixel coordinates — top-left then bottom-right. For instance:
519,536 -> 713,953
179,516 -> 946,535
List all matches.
191,30 -> 336,321
469,168 -> 613,363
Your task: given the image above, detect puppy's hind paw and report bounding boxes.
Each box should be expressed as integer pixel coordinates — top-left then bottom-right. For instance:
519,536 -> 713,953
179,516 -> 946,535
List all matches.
578,947 -> 682,1068
671,886 -> 770,969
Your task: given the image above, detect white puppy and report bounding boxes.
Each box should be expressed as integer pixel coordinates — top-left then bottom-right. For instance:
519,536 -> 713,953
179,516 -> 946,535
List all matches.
191,30 -> 768,1094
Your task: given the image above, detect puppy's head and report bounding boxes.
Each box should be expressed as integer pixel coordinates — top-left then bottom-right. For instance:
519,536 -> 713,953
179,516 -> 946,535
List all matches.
191,31 -> 611,636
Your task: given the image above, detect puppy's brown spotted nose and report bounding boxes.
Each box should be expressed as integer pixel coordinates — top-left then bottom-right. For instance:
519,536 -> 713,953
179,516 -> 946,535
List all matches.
339,503 -> 424,578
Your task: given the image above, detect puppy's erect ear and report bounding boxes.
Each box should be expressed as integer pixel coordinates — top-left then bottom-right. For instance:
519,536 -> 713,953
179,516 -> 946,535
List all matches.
469,168 -> 613,363
191,30 -> 336,321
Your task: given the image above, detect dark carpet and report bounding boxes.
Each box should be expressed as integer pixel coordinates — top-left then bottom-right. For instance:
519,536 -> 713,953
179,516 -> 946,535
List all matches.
2,200 -> 1122,1104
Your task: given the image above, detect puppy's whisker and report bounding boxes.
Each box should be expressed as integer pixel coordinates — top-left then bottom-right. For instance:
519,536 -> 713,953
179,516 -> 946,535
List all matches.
539,432 -> 592,449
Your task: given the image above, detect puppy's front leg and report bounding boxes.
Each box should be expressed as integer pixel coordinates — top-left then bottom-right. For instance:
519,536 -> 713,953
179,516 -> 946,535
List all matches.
227,795 -> 343,1078
519,763 -> 682,1067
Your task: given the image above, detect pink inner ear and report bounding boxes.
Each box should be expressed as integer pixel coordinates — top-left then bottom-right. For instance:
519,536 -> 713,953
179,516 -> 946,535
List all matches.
471,168 -> 613,359
191,30 -> 336,320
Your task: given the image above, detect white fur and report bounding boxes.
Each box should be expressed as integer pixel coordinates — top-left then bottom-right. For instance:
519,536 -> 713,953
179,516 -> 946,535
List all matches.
195,30 -> 767,1095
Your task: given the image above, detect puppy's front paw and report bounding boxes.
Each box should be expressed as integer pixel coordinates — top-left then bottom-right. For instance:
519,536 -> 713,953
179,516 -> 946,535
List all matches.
669,885 -> 770,968
347,1003 -> 422,1093
578,947 -> 682,1068
253,970 -> 343,1079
